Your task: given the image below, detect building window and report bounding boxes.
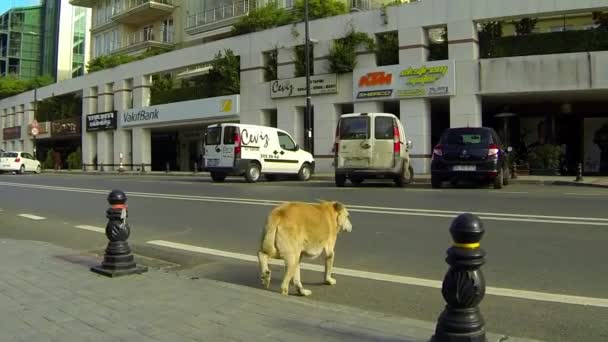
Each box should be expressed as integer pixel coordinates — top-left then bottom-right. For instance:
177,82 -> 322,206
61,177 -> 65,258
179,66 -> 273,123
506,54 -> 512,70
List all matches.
162,19 -> 174,43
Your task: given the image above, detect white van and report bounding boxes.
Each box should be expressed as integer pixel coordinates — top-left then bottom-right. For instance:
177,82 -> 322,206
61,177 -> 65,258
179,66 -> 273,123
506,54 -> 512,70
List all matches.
333,113 -> 414,187
203,123 -> 315,183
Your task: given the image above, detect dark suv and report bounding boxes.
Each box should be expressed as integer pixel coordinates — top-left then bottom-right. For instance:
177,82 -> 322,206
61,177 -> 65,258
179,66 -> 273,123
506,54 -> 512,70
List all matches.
431,127 -> 510,189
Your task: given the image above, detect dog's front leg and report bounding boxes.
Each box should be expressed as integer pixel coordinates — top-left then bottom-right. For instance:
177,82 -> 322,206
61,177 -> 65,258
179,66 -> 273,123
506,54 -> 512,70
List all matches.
280,254 -> 298,295
324,250 -> 336,285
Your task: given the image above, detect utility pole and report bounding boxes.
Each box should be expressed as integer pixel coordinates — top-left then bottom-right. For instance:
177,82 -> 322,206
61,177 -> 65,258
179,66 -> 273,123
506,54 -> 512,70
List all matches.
304,0 -> 312,153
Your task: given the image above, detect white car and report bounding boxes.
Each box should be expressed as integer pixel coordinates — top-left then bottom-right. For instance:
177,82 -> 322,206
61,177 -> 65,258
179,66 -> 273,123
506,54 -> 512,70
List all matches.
0,151 -> 42,174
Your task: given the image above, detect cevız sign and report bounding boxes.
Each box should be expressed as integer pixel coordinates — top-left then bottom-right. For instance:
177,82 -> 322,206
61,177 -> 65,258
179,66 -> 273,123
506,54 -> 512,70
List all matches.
86,111 -> 117,132
270,74 -> 338,99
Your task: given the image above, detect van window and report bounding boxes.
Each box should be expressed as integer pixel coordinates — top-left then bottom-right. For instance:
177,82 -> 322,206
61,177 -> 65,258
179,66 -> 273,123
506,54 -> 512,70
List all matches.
375,116 -> 394,139
205,127 -> 221,145
223,126 -> 239,144
278,132 -> 296,150
339,117 -> 370,140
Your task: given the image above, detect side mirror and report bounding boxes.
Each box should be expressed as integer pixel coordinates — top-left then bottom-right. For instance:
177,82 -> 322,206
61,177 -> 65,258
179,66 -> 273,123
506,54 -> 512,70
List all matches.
406,140 -> 413,150
507,146 -> 513,153
294,144 -> 299,151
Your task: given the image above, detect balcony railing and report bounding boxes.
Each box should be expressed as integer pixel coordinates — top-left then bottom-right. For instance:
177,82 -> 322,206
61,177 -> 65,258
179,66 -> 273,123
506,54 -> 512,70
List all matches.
113,0 -> 174,16
123,29 -> 174,48
350,0 -> 385,11
186,0 -> 250,30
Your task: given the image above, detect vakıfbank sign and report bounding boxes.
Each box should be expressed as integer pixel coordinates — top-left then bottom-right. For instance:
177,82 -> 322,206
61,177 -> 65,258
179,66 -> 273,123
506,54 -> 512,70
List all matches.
353,61 -> 456,101
119,95 -> 239,128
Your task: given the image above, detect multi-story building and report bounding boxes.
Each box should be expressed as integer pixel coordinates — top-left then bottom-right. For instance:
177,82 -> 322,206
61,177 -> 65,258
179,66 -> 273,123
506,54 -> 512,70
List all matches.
2,0 -> 608,176
0,0 -> 91,82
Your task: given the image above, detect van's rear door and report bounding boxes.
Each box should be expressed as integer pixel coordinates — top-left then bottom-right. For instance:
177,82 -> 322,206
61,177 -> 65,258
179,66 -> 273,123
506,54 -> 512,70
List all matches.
371,115 -> 395,169
337,114 -> 372,168
204,125 -> 223,168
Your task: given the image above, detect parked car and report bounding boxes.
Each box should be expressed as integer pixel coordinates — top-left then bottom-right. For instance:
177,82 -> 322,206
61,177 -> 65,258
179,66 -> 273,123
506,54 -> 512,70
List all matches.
203,123 -> 315,183
431,127 -> 510,189
0,151 -> 42,174
333,112 -> 414,187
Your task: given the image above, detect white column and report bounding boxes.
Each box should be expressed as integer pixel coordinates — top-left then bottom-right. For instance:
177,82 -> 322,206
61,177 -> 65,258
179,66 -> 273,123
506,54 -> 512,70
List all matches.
354,101 -> 383,113
399,27 -> 429,64
312,103 -> 338,172
113,80 -> 132,170
131,76 -> 152,170
22,103 -> 35,155
355,37 -> 377,69
313,40 -> 331,75
82,87 -> 98,169
277,47 -> 296,79
448,20 -> 482,128
96,83 -> 114,170
277,103 -> 304,147
240,51 -> 266,126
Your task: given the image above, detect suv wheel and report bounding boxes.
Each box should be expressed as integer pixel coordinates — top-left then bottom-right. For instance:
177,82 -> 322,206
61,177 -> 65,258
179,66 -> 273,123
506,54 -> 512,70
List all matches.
350,177 -> 364,186
394,164 -> 414,187
493,168 -> 504,189
210,172 -> 226,182
297,163 -> 312,181
245,162 -> 261,183
335,174 -> 346,187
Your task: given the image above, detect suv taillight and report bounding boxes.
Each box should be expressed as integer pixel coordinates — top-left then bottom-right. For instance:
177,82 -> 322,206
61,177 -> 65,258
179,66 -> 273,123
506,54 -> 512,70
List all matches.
393,125 -> 400,154
488,144 -> 499,157
234,131 -> 241,159
432,144 -> 443,158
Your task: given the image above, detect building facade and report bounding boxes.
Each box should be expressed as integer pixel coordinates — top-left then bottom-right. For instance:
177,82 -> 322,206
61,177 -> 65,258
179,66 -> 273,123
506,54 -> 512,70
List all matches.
0,5 -> 43,80
2,0 -> 608,175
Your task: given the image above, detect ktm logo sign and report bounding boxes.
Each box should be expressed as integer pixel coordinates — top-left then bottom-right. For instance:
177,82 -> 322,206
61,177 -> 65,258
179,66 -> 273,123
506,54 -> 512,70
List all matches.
359,72 -> 392,87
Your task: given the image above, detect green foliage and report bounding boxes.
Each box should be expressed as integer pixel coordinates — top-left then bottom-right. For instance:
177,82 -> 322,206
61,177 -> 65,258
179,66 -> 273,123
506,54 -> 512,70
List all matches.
87,47 -> 173,73
376,31 -> 399,66
35,93 -> 82,122
480,28 -> 608,58
478,21 -> 503,58
328,30 -> 375,74
233,2 -> 294,35
428,29 -> 448,61
293,0 -> 347,21
43,149 -> 54,170
527,144 -> 563,170
67,147 -> 82,170
0,74 -> 54,100
593,11 -> 608,31
514,18 -> 538,36
264,49 -> 278,81
294,45 -> 313,77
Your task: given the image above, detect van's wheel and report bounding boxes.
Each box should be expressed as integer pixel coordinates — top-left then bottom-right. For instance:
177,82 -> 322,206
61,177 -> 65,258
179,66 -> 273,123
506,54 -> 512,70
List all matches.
210,172 -> 226,182
19,165 -> 25,174
297,163 -> 312,181
493,168 -> 504,189
394,163 -> 414,187
335,174 -> 346,187
245,162 -> 261,183
350,177 -> 364,186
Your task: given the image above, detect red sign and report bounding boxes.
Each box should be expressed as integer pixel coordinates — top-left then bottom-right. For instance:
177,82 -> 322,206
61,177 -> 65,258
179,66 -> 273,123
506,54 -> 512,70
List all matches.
358,72 -> 393,88
3,126 -> 21,140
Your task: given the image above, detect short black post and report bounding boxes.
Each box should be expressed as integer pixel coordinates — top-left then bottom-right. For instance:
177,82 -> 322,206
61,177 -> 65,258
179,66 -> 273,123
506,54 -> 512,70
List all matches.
575,162 -> 584,182
140,163 -> 145,173
193,161 -> 198,174
91,190 -> 148,277
432,213 -> 487,342
166,162 -> 170,173
83,164 -> 86,172
511,161 -> 517,179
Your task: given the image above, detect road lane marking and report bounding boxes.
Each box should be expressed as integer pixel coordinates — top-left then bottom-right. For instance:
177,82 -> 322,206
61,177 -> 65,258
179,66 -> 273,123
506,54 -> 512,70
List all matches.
489,191 -> 529,194
75,225 -> 105,234
1,181 -> 607,226
18,214 -> 45,220
564,193 -> 605,197
147,240 -> 608,308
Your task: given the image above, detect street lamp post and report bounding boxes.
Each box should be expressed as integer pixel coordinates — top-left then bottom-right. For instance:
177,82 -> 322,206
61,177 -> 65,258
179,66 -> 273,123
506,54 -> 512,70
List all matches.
304,0 -> 312,153
33,88 -> 37,159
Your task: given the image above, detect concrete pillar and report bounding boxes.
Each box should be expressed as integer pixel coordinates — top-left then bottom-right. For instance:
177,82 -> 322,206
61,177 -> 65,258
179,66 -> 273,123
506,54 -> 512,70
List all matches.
22,103 -> 35,155
399,27 -> 429,64
131,76 -> 152,171
313,40 -> 331,75
312,103 -> 338,172
355,36 -> 377,69
82,87 -> 98,168
401,99 -> 432,174
354,101 -> 383,113
448,20 -> 482,128
113,79 -> 132,170
240,51 -> 266,126
277,103 -> 304,147
97,83 -> 114,170
277,47 -> 296,79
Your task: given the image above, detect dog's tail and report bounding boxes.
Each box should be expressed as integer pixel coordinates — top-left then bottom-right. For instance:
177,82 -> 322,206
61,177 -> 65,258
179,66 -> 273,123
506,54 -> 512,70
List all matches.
260,211 -> 281,257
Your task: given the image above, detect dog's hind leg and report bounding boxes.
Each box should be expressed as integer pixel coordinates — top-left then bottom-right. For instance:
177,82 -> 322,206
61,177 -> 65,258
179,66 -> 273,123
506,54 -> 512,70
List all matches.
324,250 -> 337,285
293,254 -> 312,296
280,253 -> 298,296
258,251 -> 271,289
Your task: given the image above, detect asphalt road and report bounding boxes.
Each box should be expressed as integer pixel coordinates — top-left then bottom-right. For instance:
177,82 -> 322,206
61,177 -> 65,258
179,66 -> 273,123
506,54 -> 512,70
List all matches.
0,173 -> 607,342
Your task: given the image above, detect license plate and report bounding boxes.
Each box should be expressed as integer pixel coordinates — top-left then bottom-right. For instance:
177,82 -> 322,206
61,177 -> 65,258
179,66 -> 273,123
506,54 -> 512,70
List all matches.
206,159 -> 219,167
453,165 -> 476,171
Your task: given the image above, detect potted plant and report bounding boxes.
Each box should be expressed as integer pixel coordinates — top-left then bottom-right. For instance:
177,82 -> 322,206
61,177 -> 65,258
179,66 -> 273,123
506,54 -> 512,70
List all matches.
527,144 -> 563,175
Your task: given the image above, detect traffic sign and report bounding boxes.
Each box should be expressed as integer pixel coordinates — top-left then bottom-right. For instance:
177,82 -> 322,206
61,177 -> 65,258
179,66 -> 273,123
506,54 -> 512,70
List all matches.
31,119 -> 39,128
31,127 -> 39,136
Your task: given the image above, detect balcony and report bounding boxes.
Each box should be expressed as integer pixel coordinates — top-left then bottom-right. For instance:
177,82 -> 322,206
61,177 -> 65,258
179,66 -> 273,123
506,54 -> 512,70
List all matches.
112,0 -> 175,26
185,0 -> 251,36
349,0 -> 386,11
112,29 -> 174,55
69,0 -> 95,7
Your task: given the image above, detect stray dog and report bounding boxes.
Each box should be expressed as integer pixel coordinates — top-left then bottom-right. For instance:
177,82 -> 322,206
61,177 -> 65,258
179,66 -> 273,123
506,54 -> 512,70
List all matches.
257,200 -> 353,296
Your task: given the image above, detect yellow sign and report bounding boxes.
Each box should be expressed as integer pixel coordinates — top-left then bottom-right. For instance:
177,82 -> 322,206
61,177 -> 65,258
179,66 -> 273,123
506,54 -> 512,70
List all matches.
220,99 -> 233,113
400,65 -> 449,86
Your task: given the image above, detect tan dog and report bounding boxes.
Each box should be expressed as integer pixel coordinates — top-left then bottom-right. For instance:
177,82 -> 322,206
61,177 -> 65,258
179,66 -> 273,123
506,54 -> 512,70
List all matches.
257,200 -> 353,296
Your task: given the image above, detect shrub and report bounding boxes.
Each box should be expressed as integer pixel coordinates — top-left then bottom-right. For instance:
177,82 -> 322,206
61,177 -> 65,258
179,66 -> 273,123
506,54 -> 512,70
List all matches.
328,30 -> 375,74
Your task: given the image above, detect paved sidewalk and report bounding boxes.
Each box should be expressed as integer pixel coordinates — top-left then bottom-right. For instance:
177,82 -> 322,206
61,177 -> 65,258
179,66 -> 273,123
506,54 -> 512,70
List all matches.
0,239 -> 543,342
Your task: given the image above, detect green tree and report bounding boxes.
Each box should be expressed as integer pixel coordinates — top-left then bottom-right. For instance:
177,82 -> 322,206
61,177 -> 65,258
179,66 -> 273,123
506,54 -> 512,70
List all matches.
67,147 -> 82,170
294,45 -> 313,77
376,31 -> 399,66
293,0 -> 347,21
0,74 -> 54,100
233,2 -> 294,35
206,49 -> 241,96
328,30 -> 375,74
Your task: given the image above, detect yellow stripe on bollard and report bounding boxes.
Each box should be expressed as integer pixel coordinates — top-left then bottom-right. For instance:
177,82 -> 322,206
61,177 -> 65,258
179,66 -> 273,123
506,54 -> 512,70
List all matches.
453,242 -> 480,249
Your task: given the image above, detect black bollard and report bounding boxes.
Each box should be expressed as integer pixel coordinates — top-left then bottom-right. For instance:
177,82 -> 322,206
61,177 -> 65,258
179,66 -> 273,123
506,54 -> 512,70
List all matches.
194,161 -> 198,174
432,213 -> 487,342
575,162 -> 584,182
91,190 -> 148,277
511,161 -> 517,179
166,162 -> 170,173
141,163 -> 145,173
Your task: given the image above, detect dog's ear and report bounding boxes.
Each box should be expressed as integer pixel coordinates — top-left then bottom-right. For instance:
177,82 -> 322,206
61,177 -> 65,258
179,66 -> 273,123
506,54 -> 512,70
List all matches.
333,201 -> 345,212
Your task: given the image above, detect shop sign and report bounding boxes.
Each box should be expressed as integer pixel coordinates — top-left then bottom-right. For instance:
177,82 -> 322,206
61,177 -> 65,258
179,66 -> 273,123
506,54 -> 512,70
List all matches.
353,61 -> 455,101
2,126 -> 21,140
119,95 -> 240,128
270,74 -> 338,99
86,111 -> 117,132
51,117 -> 81,137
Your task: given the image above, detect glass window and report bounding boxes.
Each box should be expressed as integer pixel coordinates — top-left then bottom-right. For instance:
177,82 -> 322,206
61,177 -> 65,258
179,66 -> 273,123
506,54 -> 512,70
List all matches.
205,126 -> 221,145
1,152 -> 18,158
374,116 -> 394,140
223,126 -> 238,144
278,132 -> 296,150
339,116 -> 370,140
441,129 -> 491,145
